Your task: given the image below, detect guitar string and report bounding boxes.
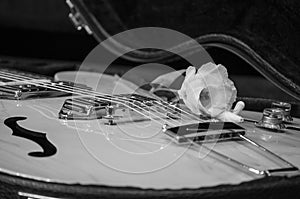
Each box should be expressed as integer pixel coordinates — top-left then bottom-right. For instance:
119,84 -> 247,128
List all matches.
0,70 -> 200,122
2,70 -> 200,122
0,71 -> 201,126
154,100 -> 200,121
0,72 -> 185,127
0,70 -> 201,122
0,69 -> 200,121
0,73 -> 172,125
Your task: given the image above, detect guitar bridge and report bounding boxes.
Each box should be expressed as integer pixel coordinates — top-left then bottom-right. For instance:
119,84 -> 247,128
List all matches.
163,122 -> 299,176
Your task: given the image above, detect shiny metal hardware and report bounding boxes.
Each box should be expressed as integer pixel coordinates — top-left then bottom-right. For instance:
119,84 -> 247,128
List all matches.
0,68 -> 89,100
0,81 -> 82,100
59,94 -> 160,122
66,0 -> 93,34
59,97 -> 109,120
18,191 -> 61,199
244,108 -> 300,132
252,107 -> 300,131
271,101 -> 293,122
59,93 -> 183,123
255,108 -> 286,130
164,122 -> 299,176
0,85 -> 22,99
103,105 -> 116,125
190,134 -> 299,176
164,122 -> 246,144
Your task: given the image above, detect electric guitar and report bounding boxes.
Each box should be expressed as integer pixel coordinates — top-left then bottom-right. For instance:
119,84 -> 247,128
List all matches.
0,68 -> 300,197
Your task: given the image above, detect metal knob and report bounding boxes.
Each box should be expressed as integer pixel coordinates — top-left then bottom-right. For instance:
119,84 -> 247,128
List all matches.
271,101 -> 293,122
255,108 -> 286,130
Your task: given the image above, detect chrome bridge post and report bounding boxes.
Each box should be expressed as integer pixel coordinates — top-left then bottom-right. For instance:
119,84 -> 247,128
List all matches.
103,105 -> 116,125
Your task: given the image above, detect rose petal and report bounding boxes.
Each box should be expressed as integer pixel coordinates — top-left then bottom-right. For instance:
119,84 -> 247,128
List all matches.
178,62 -> 237,117
217,111 -> 244,123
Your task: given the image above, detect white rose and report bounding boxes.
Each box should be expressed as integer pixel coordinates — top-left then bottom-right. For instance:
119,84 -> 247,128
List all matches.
178,63 -> 243,122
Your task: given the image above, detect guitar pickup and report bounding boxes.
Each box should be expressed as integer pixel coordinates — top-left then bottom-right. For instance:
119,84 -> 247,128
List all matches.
163,122 -> 245,144
58,94 -> 179,122
59,97 -> 110,120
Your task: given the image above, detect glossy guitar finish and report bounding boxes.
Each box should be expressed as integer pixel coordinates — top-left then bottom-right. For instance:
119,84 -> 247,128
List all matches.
0,71 -> 300,190
4,116 -> 57,157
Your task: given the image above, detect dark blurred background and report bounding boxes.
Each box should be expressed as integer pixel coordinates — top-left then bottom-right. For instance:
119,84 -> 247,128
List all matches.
0,0 -> 96,61
0,0 -> 297,102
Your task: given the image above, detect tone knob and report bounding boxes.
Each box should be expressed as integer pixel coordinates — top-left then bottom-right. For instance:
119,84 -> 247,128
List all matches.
255,108 -> 286,131
271,101 -> 293,122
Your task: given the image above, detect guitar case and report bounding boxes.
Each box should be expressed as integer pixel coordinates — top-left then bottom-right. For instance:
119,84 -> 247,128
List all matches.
1,1 -> 300,198
1,171 -> 300,199
67,0 -> 300,102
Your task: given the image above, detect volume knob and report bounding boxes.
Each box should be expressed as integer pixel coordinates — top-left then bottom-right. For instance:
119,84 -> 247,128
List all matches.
271,101 -> 293,122
255,108 -> 286,131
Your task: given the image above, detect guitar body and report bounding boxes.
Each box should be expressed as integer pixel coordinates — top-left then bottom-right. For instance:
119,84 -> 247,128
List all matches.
1,71 -> 300,198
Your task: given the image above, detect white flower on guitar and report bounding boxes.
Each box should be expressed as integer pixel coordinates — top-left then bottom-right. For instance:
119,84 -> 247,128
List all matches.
151,62 -> 244,122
